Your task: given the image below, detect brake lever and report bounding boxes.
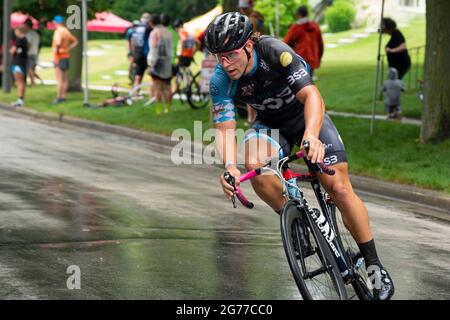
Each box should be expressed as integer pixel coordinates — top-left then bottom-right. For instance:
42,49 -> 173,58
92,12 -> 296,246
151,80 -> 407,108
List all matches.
302,140 -> 323,174
223,172 -> 237,208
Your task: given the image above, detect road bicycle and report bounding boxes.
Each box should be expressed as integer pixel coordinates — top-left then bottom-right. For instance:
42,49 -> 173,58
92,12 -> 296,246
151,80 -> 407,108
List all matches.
172,65 -> 209,110
109,66 -> 210,109
224,142 -> 373,300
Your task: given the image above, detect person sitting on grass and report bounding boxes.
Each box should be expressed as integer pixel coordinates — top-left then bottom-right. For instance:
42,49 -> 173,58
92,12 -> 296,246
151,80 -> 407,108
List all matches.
10,25 -> 29,108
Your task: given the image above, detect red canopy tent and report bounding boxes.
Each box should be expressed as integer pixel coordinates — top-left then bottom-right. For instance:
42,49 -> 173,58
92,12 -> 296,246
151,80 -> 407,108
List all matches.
11,11 -> 132,33
87,11 -> 132,33
10,12 -> 39,29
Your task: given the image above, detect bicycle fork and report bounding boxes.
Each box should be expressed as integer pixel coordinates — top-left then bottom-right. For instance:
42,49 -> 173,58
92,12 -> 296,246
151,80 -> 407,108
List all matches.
308,179 -> 354,283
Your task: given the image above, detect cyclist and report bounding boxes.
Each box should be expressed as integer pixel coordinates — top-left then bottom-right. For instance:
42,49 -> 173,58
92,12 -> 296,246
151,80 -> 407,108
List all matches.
206,12 -> 394,300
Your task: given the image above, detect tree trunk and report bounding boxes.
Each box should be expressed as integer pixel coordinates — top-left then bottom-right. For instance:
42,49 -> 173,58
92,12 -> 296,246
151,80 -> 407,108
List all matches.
421,1 -> 450,143
68,28 -> 82,92
222,0 -> 239,13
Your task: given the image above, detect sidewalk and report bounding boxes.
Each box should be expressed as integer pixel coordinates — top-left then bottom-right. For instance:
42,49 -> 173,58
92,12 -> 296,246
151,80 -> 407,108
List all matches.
0,103 -> 448,220
327,110 -> 422,126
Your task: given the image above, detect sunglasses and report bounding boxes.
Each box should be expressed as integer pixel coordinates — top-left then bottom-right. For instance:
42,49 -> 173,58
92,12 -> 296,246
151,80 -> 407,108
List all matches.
214,46 -> 246,65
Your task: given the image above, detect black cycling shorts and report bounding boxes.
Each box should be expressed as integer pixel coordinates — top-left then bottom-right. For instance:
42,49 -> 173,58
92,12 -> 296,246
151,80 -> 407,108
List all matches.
133,58 -> 148,78
244,112 -> 347,166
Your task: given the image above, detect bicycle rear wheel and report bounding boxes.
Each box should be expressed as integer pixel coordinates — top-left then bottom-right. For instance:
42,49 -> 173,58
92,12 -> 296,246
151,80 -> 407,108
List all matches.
330,204 -> 373,300
188,71 -> 209,109
172,71 -> 187,104
281,200 -> 347,300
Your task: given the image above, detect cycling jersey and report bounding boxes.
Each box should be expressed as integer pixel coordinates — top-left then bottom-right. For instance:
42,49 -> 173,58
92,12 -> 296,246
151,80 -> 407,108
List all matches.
210,36 -> 312,125
210,36 -> 347,165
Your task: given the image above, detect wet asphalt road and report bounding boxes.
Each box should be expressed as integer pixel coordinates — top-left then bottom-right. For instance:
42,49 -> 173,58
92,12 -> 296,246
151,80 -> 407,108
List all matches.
0,111 -> 449,300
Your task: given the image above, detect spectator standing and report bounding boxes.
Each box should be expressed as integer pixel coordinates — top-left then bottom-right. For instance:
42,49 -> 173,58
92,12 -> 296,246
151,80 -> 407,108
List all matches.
284,5 -> 323,79
148,13 -> 173,115
51,15 -> 78,104
131,13 -> 152,91
125,20 -> 140,85
24,18 -> 42,86
382,67 -> 404,119
173,20 -> 198,69
10,25 -> 28,107
381,18 -> 411,80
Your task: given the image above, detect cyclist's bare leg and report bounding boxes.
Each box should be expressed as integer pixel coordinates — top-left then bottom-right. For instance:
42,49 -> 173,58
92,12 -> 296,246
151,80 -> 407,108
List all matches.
244,137 -> 286,212
318,162 -> 373,243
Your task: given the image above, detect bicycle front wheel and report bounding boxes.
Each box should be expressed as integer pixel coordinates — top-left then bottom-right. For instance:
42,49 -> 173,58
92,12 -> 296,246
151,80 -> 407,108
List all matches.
188,71 -> 209,109
280,200 -> 347,300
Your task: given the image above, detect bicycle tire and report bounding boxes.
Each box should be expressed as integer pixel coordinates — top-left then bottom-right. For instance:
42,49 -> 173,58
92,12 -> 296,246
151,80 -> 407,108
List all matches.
280,200 -> 348,300
329,204 -> 373,300
187,71 -> 209,109
172,71 -> 187,104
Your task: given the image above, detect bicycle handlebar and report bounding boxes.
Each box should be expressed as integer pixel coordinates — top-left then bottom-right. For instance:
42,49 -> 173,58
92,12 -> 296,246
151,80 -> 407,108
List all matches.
224,142 -> 335,209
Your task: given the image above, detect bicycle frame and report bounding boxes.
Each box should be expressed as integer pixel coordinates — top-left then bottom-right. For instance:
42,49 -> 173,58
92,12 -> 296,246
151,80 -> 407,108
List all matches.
228,151 -> 355,283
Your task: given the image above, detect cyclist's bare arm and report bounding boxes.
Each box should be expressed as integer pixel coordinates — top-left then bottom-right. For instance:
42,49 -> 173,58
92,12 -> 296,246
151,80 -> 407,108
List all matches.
216,121 -> 241,199
296,85 -> 326,164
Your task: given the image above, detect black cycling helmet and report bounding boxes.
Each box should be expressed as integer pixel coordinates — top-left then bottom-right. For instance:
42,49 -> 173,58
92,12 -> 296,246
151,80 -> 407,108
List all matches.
205,12 -> 253,53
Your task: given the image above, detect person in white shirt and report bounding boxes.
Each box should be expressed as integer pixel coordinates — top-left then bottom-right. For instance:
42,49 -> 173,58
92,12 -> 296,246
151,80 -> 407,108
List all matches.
24,18 -> 43,85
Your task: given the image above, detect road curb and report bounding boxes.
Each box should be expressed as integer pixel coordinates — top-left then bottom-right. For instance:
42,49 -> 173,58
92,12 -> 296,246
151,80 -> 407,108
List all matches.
1,103 -> 448,214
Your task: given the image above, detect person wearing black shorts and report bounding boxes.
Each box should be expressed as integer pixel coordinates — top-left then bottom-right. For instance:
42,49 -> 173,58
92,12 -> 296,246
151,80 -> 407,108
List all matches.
206,12 -> 395,300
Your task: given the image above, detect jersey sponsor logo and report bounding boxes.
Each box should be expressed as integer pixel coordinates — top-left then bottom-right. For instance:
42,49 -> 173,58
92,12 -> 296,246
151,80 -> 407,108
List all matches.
249,86 -> 295,111
280,52 -> 293,67
287,67 -> 308,85
241,84 -> 254,96
263,80 -> 272,87
260,59 -> 270,71
323,155 -> 338,166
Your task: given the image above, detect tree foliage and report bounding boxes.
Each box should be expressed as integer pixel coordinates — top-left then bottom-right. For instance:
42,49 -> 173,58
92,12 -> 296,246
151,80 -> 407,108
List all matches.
254,0 -> 303,38
111,0 -> 217,23
9,0 -> 110,22
222,0 -> 239,13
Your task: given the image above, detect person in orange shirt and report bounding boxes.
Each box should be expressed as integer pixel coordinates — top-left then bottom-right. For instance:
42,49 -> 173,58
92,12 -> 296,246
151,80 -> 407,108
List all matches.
52,15 -> 78,104
173,20 -> 198,68
284,6 -> 323,79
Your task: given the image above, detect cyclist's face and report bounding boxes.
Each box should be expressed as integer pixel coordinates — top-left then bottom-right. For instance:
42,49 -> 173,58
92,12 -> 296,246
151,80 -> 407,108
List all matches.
216,42 -> 251,80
